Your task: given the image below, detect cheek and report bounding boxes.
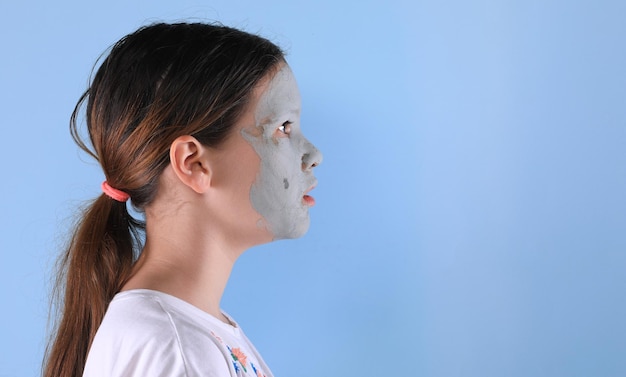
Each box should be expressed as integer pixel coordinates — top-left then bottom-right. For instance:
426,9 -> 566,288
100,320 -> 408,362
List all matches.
249,145 -> 283,204
257,147 -> 295,196
244,130 -> 310,209
267,147 -> 303,197
249,144 -> 305,222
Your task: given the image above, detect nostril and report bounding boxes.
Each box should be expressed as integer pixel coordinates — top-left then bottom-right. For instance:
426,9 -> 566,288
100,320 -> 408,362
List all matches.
302,147 -> 322,170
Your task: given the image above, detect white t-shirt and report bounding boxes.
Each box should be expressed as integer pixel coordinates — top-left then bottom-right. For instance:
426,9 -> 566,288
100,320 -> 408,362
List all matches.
83,289 -> 273,377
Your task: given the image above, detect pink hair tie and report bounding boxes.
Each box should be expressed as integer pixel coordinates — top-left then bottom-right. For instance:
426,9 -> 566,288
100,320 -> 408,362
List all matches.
101,181 -> 130,202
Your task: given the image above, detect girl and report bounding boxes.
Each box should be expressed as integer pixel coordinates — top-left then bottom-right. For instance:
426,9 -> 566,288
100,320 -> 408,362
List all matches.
44,22 -> 322,377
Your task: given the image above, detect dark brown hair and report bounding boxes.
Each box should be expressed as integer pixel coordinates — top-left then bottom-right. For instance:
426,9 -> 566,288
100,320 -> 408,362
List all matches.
44,22 -> 283,377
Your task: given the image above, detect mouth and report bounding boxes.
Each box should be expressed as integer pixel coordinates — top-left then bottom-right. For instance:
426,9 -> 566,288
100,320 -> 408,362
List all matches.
302,182 -> 317,207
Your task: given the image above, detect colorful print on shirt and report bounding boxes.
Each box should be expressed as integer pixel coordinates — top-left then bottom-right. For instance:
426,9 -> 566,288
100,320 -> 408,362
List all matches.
210,331 -> 267,377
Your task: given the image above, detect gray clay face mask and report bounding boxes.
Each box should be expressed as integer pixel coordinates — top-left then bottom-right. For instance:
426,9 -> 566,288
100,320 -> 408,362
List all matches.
242,65 -> 322,239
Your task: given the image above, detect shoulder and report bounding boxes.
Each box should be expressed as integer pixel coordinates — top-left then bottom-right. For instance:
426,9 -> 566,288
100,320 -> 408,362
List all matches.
84,290 -> 233,377
89,290 -> 184,353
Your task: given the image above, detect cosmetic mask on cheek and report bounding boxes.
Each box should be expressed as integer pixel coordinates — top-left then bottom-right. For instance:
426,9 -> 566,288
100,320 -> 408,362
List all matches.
242,65 -> 321,240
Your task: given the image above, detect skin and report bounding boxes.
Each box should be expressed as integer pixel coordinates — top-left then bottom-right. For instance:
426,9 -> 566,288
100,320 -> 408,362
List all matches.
122,63 -> 322,324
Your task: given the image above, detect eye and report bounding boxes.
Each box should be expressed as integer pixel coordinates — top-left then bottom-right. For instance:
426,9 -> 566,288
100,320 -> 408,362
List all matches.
277,121 -> 292,135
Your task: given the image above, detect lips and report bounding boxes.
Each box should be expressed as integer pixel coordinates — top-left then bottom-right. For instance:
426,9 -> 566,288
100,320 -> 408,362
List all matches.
302,181 -> 317,207
302,194 -> 315,206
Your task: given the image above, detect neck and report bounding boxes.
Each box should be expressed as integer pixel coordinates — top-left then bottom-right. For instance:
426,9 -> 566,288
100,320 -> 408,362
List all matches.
122,203 -> 244,324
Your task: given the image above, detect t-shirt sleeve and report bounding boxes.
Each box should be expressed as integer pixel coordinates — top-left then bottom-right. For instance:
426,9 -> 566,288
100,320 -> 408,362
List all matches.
83,294 -> 237,377
83,298 -> 188,377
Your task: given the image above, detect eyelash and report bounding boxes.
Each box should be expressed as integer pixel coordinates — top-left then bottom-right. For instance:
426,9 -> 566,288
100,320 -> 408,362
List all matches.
278,121 -> 292,135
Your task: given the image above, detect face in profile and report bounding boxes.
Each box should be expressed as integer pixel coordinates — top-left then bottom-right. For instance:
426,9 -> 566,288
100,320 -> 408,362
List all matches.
242,64 -> 323,240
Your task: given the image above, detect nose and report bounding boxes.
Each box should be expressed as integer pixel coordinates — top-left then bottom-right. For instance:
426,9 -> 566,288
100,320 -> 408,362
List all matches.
302,139 -> 323,171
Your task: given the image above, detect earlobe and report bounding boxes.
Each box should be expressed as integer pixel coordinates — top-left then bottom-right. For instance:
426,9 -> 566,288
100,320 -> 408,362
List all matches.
169,135 -> 211,194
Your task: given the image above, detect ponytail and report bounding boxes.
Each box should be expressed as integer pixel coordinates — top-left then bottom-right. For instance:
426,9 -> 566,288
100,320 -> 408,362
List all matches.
44,195 -> 141,377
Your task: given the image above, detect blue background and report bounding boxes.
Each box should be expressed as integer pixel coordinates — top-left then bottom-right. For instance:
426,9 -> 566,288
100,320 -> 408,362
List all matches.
1,0 -> 625,376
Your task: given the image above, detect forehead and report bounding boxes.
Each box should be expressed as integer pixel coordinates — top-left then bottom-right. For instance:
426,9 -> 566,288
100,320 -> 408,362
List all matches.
255,64 -> 301,120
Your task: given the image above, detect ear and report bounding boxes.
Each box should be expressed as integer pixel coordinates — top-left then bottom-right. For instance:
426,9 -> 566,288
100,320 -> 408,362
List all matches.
169,135 -> 211,194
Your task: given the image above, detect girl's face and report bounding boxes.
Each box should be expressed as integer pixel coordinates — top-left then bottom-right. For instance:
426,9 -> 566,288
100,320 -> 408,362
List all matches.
241,64 -> 322,239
